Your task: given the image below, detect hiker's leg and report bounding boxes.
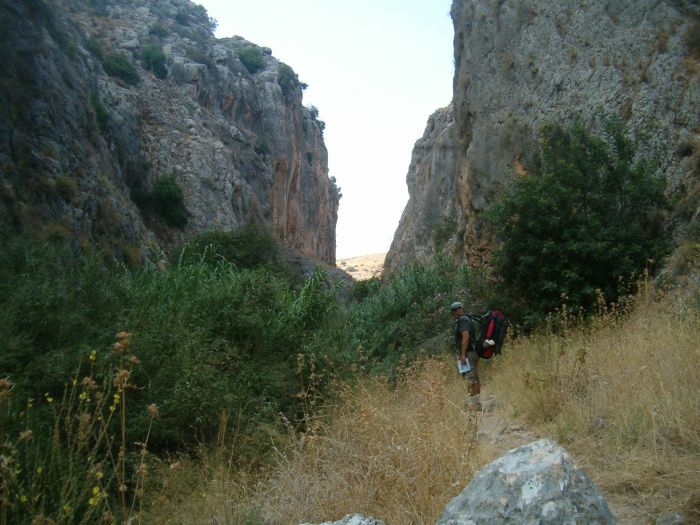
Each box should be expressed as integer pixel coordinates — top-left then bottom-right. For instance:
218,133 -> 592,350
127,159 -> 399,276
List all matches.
465,351 -> 482,410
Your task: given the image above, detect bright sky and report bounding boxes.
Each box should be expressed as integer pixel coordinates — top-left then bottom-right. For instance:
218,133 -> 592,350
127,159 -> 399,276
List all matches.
196,0 -> 455,259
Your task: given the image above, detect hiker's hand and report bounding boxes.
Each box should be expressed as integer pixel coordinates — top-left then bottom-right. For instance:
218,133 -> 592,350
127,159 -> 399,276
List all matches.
460,356 -> 467,365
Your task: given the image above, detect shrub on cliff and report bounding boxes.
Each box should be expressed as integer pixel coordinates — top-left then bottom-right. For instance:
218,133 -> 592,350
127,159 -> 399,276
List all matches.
140,44 -> 167,79
103,53 -> 140,85
149,176 -> 187,228
489,117 -> 668,323
237,46 -> 266,74
278,63 -> 300,98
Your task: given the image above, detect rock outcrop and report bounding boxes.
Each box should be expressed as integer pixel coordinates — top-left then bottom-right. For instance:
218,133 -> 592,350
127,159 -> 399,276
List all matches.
0,0 -> 339,263
436,438 -> 616,524
301,439 -> 615,525
300,514 -> 385,525
386,0 -> 700,276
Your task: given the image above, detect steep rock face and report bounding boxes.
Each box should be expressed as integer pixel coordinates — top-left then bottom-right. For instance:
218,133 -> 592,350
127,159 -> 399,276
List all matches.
0,0 -> 339,263
386,0 -> 700,275
384,106 -> 464,277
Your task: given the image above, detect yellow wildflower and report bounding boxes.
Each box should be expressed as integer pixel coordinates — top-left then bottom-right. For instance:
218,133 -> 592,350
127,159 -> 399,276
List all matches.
89,350 -> 97,362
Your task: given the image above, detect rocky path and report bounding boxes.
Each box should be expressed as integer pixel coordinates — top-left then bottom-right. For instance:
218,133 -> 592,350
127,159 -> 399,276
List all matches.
472,396 -> 649,525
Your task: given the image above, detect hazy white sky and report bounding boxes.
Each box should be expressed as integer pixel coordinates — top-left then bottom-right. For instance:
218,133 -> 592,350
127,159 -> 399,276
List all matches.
196,0 -> 454,259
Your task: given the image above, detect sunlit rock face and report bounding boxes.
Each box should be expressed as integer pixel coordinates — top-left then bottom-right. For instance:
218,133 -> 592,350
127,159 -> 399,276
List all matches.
386,0 -> 700,276
0,0 -> 339,263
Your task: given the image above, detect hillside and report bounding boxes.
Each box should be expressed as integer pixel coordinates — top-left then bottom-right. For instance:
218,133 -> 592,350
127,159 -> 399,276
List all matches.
0,0 -> 339,263
337,252 -> 386,281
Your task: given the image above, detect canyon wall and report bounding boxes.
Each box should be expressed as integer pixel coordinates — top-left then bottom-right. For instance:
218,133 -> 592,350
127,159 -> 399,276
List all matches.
0,0 -> 339,263
386,0 -> 700,276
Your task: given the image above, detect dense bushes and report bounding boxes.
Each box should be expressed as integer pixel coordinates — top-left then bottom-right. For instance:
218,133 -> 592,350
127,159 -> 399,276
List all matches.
132,175 -> 188,229
236,46 -> 266,74
0,226 -> 488,522
0,234 -> 338,454
489,117 -> 668,324
140,44 -> 167,79
103,54 -> 140,85
177,226 -> 279,269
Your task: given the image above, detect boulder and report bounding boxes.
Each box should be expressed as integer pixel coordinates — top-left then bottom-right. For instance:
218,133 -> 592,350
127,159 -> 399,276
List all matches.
300,513 -> 385,525
436,438 -> 616,524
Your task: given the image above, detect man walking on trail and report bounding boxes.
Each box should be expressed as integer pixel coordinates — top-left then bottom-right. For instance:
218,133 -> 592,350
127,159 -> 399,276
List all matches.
451,301 -> 482,412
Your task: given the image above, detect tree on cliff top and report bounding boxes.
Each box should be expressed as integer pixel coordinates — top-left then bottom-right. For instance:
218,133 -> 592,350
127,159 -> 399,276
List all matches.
489,117 -> 668,324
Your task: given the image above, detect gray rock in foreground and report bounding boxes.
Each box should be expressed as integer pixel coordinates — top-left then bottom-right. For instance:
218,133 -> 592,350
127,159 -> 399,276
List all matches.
436,438 -> 616,525
300,514 -> 385,525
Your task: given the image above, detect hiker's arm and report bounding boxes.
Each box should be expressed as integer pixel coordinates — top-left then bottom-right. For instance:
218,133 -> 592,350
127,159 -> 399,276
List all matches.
460,331 -> 470,364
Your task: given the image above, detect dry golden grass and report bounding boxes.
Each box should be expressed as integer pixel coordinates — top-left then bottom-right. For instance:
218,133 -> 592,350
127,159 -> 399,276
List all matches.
146,284 -> 700,524
488,284 -> 700,518
146,359 -> 489,524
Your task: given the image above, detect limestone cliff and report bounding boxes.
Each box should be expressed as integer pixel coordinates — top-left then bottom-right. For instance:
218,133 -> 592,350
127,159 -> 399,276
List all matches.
386,0 -> 700,277
0,0 -> 339,264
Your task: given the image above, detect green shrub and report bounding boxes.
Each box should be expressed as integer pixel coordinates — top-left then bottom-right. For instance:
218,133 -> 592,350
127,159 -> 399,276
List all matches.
177,226 -> 279,270
149,176 -> 187,228
149,21 -> 169,38
277,63 -> 299,98
175,9 -> 190,25
434,215 -> 457,251
236,46 -> 266,74
254,136 -> 270,156
350,277 -> 381,302
306,105 -> 326,136
0,231 -> 337,456
103,54 -> 140,86
90,93 -> 109,134
488,117 -> 668,324
140,44 -> 167,79
85,36 -> 103,60
186,46 -> 213,68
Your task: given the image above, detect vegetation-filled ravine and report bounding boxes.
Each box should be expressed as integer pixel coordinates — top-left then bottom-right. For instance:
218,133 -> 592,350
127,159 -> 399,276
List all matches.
1,119 -> 698,524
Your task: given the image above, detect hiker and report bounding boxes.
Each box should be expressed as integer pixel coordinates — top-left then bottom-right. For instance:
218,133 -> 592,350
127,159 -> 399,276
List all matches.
451,301 -> 482,411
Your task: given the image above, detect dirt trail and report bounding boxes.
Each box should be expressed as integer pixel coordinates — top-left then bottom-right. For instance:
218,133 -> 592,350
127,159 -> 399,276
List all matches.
472,395 -> 649,525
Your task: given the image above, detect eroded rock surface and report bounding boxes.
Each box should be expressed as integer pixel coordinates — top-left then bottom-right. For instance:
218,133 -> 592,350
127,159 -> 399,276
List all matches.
435,438 -> 616,525
387,0 -> 700,276
0,0 -> 339,263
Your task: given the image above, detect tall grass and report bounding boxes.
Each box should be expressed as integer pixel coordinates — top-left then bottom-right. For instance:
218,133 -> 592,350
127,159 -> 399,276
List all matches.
145,358 -> 485,524
142,282 -> 699,524
6,231 -> 695,522
0,332 -> 157,524
488,284 -> 700,517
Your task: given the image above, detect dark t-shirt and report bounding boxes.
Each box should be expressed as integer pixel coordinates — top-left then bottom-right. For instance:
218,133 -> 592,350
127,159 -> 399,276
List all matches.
454,314 -> 475,353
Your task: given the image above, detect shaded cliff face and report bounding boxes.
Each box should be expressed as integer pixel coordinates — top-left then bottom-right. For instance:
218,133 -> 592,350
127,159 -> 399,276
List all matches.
0,0 -> 339,264
386,0 -> 700,276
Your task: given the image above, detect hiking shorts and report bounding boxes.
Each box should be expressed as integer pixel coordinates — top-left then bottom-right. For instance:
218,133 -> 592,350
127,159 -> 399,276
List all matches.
461,350 -> 480,385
